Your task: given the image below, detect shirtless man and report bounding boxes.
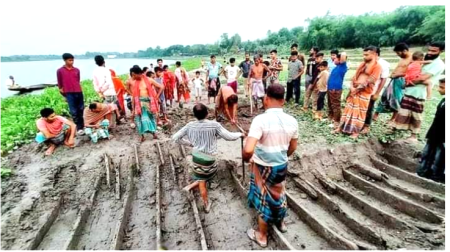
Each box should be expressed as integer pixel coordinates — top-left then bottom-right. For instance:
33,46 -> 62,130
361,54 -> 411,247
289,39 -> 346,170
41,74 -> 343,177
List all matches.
215,86 -> 238,124
248,55 -> 272,111
373,43 -> 412,122
130,66 -> 164,142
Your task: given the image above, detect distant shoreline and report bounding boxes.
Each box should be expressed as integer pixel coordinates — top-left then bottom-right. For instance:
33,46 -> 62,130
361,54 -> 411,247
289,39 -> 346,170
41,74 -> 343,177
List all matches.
1,55 -> 205,63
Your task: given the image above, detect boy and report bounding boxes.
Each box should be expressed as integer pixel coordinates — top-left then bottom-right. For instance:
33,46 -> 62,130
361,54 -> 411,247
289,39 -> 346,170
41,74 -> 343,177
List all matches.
286,51 -> 304,105
192,71 -> 205,103
154,67 -> 168,124
268,49 -> 283,85
405,51 -> 433,99
303,52 -> 324,111
57,53 -> 85,135
312,61 -> 329,120
35,108 -> 77,156
417,79 -> 445,183
222,58 -> 241,93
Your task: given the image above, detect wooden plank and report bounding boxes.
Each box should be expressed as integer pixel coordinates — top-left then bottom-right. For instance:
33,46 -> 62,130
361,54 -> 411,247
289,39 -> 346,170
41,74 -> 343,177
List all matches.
115,160 -> 121,200
104,154 -> 111,188
133,145 -> 141,174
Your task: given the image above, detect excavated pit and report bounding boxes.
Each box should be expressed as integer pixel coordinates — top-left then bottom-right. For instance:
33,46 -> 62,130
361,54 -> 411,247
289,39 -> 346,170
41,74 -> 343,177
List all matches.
1,105 -> 445,250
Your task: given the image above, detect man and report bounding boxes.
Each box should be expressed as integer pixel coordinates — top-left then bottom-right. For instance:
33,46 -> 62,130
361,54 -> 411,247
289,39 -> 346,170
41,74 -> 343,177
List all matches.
154,67 -> 168,124
327,50 -> 339,73
268,49 -> 283,85
157,59 -> 163,69
248,55 -> 272,111
6,76 -> 16,87
110,69 -> 127,118
215,86 -> 238,124
93,55 -> 117,105
206,55 -> 223,104
222,58 -> 241,93
150,63 -> 154,70
35,108 -> 76,156
163,65 -> 176,107
174,61 -> 191,104
239,53 -> 254,97
174,103 -> 244,213
57,53 -> 85,135
417,79 -> 445,183
243,84 -> 298,248
286,51 -> 304,105
373,43 -> 412,122
335,46 -> 382,139
84,102 -> 119,129
393,42 -> 445,142
327,52 -> 348,128
290,43 -> 305,66
129,66 -> 164,142
303,52 -> 323,111
304,47 -> 319,95
361,47 -> 390,134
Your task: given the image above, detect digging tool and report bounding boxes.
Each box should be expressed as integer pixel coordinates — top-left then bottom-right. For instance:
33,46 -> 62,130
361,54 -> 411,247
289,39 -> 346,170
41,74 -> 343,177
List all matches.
236,124 -> 246,182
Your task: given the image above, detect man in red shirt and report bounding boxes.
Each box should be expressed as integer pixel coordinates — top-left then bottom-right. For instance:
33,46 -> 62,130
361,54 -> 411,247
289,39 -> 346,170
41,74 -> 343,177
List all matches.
57,53 -> 85,135
163,65 -> 176,107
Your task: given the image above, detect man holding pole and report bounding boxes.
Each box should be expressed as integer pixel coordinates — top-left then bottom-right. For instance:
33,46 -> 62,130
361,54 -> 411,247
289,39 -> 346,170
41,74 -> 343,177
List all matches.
243,84 -> 298,248
173,103 -> 245,213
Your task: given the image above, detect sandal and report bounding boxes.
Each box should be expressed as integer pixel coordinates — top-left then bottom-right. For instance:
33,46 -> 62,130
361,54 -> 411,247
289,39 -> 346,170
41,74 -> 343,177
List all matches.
247,229 -> 268,248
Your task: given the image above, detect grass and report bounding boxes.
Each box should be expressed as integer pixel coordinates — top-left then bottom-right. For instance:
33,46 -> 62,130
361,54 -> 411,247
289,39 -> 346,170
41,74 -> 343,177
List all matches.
169,58 -> 202,72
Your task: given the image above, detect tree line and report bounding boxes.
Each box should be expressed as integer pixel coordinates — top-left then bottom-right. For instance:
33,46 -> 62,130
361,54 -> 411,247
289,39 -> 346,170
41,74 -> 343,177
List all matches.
2,6 -> 444,62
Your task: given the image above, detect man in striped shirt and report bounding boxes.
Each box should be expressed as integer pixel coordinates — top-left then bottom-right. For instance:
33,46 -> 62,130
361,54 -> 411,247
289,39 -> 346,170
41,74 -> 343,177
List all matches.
172,103 -> 244,213
243,84 -> 298,248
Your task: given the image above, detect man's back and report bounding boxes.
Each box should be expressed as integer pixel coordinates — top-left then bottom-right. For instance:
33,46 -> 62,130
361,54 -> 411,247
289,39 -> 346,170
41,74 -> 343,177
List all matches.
249,108 -> 298,167
172,119 -> 241,155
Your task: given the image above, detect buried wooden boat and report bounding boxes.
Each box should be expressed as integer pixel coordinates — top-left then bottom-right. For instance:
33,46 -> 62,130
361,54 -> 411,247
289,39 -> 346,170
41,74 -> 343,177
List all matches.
8,82 -> 58,93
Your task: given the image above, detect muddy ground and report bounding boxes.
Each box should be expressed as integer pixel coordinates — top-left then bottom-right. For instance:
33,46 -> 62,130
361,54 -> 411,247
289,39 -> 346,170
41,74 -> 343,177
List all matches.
1,77 -> 445,250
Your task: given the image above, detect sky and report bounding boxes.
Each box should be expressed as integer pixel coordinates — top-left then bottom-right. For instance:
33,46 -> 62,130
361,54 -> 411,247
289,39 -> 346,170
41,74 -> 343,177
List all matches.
0,1 -> 440,56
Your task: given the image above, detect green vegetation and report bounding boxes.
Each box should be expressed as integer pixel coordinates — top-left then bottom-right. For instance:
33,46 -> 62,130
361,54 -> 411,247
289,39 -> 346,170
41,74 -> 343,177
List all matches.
3,6 -> 444,62
1,167 -> 12,179
169,58 -> 202,72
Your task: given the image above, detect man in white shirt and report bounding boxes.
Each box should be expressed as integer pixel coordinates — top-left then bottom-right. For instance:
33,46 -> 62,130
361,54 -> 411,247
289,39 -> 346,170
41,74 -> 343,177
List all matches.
361,47 -> 390,134
221,57 -> 241,93
93,55 -> 117,104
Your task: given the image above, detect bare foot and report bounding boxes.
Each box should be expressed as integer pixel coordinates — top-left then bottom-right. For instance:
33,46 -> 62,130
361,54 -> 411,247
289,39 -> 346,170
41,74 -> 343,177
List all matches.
350,133 -> 359,139
140,136 -> 145,142
45,144 -> 56,156
360,127 -> 370,135
406,136 -> 418,143
153,134 -> 158,140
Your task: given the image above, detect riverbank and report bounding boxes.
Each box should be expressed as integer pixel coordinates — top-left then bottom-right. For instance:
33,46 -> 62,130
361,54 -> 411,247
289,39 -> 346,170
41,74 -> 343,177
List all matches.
0,58 -> 201,155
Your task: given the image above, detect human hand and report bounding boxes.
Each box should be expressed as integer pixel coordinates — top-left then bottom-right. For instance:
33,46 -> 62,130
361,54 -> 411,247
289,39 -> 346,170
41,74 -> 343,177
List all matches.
372,94 -> 379,101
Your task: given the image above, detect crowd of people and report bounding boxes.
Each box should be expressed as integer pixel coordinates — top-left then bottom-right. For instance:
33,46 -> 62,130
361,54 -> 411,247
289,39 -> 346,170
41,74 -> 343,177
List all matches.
34,41 -> 445,248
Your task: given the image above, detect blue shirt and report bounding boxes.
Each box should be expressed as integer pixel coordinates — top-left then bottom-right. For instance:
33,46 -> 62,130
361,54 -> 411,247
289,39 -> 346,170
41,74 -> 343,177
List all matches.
327,62 -> 348,90
327,58 -> 336,73
207,62 -> 222,78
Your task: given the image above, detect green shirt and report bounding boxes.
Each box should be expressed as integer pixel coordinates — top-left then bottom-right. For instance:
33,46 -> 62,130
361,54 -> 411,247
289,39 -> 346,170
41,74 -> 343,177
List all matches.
404,57 -> 445,100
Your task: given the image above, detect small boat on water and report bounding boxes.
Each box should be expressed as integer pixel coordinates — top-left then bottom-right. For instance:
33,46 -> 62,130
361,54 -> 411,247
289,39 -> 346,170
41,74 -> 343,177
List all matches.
8,82 -> 58,93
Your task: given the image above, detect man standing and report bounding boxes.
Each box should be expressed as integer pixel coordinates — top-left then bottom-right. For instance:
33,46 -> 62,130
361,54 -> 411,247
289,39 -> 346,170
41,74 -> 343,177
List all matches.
243,84 -> 298,248
417,79 -> 445,183
327,52 -> 348,129
175,61 -> 191,104
239,53 -> 254,97
206,55 -> 223,104
268,49 -> 283,85
327,50 -> 339,73
129,66 -> 164,142
154,67 -> 168,124
303,51 -> 323,111
393,42 -> 445,142
157,59 -> 163,69
248,55 -> 272,111
361,47 -> 390,134
290,43 -> 305,66
335,46 -> 382,139
163,65 -> 176,107
305,47 -> 319,93
222,58 -> 241,93
57,53 -> 85,135
286,51 -> 304,105
93,55 -> 117,105
174,103 -> 244,213
373,43 -> 412,122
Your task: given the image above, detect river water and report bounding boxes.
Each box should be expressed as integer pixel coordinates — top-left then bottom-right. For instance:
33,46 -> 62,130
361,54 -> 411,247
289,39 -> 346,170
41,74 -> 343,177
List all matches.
0,58 -> 176,98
